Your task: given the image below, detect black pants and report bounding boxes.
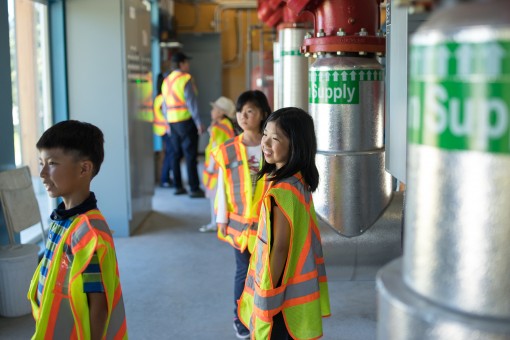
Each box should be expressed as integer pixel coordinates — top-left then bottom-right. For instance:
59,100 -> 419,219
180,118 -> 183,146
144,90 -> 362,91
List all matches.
169,119 -> 200,191
160,133 -> 173,184
271,312 -> 293,339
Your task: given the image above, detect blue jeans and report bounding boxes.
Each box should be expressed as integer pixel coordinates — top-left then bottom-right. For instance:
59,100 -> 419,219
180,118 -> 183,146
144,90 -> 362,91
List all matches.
160,134 -> 173,185
234,247 -> 250,319
169,119 -> 200,191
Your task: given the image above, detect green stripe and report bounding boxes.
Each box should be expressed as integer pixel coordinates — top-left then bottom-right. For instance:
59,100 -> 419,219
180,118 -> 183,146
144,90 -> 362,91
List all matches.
308,69 -> 383,105
408,40 -> 510,154
281,50 -> 302,57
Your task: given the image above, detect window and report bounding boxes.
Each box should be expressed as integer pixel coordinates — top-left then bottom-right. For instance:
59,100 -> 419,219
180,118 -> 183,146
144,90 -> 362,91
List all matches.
8,0 -> 54,243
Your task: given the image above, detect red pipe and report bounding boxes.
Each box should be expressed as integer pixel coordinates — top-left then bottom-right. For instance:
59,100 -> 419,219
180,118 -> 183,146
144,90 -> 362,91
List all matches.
285,0 -> 385,54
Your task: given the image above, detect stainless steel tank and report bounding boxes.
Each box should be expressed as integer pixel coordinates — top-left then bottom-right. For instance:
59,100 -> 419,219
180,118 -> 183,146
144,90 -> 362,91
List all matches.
377,0 -> 510,338
310,55 -> 393,237
280,27 -> 309,110
273,41 -> 281,110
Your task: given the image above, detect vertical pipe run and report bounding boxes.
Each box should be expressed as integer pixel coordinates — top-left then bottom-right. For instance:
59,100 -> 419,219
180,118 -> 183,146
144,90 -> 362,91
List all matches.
279,27 -> 309,110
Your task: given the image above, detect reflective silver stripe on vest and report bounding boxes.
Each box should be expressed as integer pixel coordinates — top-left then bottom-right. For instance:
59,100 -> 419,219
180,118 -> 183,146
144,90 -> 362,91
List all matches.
255,211 -> 268,277
311,228 -> 327,278
168,104 -> 187,109
71,222 -> 91,249
52,298 -> 75,337
254,277 -> 319,312
228,218 -> 246,233
225,142 -> 245,216
106,293 -> 126,339
71,216 -> 112,250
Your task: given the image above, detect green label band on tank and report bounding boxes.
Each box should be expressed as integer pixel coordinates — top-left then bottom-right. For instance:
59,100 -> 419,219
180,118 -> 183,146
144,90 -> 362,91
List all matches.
309,69 -> 384,105
281,50 -> 302,57
408,40 -> 510,154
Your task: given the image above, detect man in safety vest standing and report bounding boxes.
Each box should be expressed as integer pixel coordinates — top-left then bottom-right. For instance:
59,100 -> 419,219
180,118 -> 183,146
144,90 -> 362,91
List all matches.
162,52 -> 205,198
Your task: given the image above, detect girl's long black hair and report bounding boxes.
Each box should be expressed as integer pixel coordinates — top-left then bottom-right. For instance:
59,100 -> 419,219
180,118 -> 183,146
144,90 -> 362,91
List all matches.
257,107 -> 319,192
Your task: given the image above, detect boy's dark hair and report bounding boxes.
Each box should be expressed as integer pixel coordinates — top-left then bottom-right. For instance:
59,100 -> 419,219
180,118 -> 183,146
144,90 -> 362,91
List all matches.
235,90 -> 272,132
258,107 -> 319,192
36,120 -> 105,178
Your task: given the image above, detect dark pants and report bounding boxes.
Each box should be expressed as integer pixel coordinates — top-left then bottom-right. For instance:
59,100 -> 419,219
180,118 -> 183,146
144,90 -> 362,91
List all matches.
271,312 -> 293,339
160,133 -> 173,185
234,247 -> 250,319
169,119 -> 200,192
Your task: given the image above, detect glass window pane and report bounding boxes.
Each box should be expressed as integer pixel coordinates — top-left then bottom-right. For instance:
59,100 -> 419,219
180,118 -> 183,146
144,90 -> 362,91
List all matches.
8,0 -> 55,243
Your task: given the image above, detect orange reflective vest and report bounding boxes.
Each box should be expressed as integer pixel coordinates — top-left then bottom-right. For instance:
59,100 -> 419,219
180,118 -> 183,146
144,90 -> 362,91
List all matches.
153,93 -> 170,136
238,174 -> 331,339
202,117 -> 236,190
161,70 -> 195,123
28,210 -> 128,340
214,134 -> 269,253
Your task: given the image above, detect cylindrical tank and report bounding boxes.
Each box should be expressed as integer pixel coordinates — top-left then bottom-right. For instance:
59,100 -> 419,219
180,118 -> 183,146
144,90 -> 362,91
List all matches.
273,41 -> 281,110
280,27 -> 309,110
377,0 -> 510,338
405,0 -> 510,319
310,55 -> 392,237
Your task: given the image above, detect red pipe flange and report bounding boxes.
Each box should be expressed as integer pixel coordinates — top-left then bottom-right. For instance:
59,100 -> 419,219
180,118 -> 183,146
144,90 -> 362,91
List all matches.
285,0 -> 385,55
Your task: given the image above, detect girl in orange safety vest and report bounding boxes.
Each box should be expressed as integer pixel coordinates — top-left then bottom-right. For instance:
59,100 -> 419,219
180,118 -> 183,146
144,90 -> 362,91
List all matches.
238,107 -> 331,339
214,90 -> 271,339
199,96 -> 238,233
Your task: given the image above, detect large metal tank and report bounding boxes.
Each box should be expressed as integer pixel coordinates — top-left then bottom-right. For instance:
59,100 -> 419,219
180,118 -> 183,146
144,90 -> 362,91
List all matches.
273,41 -> 281,110
377,0 -> 510,338
280,26 -> 309,109
310,55 -> 393,237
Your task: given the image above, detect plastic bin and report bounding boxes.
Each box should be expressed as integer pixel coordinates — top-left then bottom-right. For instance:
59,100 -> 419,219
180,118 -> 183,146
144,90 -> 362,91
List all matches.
0,244 -> 39,317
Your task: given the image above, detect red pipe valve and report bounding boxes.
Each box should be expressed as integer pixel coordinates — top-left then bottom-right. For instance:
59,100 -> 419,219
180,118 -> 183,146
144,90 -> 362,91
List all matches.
286,0 -> 386,56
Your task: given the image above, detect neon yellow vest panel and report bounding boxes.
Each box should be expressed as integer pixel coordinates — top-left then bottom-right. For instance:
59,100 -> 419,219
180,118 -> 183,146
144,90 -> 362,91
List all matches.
162,70 -> 193,123
28,210 -> 127,340
238,174 -> 331,339
153,93 -> 169,136
214,133 -> 268,253
203,118 -> 236,190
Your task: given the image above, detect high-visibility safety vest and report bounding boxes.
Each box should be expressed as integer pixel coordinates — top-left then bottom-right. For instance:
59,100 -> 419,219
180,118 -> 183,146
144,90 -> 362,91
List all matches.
161,70 -> 195,123
202,117 -> 235,190
213,133 -> 269,253
238,174 -> 331,340
153,93 -> 170,136
28,210 -> 128,340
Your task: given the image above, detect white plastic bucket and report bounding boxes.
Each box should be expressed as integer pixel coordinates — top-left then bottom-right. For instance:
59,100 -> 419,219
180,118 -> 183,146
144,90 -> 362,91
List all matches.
0,244 -> 39,317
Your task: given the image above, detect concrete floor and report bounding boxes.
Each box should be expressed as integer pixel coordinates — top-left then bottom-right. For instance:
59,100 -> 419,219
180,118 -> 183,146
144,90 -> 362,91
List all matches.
0,186 -> 379,339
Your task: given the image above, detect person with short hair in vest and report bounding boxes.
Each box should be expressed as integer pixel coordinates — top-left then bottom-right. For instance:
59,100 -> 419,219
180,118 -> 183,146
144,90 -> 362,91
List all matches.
213,90 -> 271,339
29,120 -> 128,339
199,96 -> 238,233
161,51 -> 205,198
238,107 -> 331,339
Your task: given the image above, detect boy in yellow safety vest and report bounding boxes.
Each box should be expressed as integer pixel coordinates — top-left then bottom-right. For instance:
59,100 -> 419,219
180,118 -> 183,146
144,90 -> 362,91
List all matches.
28,120 -> 127,339
199,96 -> 238,232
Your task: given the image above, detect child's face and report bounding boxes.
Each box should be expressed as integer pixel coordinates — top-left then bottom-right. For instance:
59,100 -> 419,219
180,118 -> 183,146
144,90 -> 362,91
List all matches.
236,102 -> 265,133
38,148 -> 88,201
211,106 -> 224,122
262,121 -> 290,170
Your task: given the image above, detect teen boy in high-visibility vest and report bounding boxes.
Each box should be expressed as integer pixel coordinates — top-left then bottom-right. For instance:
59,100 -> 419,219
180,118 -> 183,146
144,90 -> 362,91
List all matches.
28,120 -> 127,339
